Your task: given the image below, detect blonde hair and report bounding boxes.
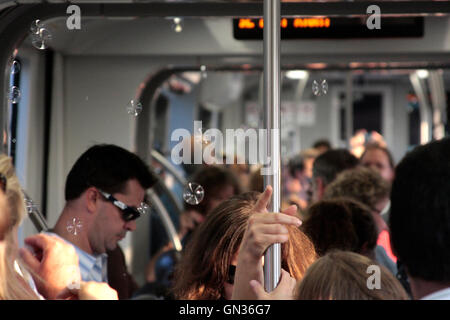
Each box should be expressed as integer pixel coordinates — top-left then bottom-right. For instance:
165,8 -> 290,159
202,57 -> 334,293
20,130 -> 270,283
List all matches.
0,155 -> 38,300
296,250 -> 409,300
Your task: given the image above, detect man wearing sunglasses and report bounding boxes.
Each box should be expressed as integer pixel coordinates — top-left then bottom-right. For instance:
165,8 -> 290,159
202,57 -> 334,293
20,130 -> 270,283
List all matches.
47,144 -> 157,298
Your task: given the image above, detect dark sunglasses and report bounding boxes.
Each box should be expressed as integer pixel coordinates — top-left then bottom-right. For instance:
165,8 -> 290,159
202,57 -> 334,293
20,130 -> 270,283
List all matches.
98,189 -> 150,222
0,173 -> 6,192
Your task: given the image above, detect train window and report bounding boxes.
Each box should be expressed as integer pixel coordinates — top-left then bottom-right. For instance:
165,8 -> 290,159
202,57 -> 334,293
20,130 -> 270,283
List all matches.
353,93 -> 382,134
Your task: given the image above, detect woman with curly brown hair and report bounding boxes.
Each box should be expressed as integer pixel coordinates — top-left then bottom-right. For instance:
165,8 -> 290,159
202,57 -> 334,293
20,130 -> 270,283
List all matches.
301,198 -> 378,258
322,166 -> 397,265
172,187 -> 317,300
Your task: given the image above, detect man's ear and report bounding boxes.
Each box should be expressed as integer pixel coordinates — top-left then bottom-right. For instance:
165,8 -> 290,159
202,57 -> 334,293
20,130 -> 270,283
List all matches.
85,187 -> 99,213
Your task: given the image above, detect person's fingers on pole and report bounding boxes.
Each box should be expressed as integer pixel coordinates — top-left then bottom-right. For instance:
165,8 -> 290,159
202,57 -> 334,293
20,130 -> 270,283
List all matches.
253,186 -> 272,213
249,280 -> 269,300
279,269 -> 297,290
261,234 -> 289,245
252,223 -> 289,236
253,212 -> 301,227
247,233 -> 289,257
272,269 -> 297,300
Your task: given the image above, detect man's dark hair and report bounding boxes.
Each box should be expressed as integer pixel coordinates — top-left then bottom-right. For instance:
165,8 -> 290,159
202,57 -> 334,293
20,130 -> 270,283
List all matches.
65,144 -> 157,201
312,149 -> 359,186
312,139 -> 332,150
288,154 -> 305,177
390,138 -> 450,282
302,198 -> 378,256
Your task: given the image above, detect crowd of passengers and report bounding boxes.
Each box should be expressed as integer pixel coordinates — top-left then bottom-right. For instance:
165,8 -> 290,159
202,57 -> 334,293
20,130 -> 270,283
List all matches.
1,134 -> 449,300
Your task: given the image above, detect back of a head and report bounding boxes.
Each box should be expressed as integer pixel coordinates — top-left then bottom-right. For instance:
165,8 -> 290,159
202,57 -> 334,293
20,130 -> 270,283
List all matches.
296,250 -> 409,300
312,139 -> 332,152
323,167 -> 390,212
65,144 -> 157,201
302,198 -> 378,256
288,148 -> 320,177
390,138 -> 450,282
312,149 -> 359,186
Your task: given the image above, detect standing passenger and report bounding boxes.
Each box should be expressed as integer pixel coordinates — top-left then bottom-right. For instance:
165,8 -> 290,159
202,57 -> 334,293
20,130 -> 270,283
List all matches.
310,149 -> 359,203
390,138 -> 450,300
361,144 -> 395,185
173,189 -> 316,300
312,139 -> 332,155
49,144 -> 157,298
294,251 -> 408,300
0,154 -> 118,300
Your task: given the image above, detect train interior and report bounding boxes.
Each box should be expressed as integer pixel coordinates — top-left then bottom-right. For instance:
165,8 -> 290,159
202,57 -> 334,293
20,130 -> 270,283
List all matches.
0,0 -> 449,287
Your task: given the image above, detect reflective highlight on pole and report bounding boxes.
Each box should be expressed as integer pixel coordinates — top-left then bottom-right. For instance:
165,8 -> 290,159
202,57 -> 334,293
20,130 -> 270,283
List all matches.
263,0 -> 281,293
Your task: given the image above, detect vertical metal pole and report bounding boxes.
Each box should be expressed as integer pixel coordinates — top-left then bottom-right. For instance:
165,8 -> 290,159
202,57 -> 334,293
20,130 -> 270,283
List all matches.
410,72 -> 432,144
2,59 -> 11,157
428,70 -> 446,140
345,72 -> 353,147
263,0 -> 281,292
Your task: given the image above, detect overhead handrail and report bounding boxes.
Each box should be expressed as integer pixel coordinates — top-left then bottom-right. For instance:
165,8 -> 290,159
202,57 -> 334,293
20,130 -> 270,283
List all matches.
147,189 -> 182,252
22,190 -> 49,233
151,149 -> 187,187
410,72 -> 433,144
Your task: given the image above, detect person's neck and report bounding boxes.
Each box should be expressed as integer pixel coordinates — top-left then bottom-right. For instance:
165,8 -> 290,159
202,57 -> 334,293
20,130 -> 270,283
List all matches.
409,276 -> 450,299
53,205 -> 94,255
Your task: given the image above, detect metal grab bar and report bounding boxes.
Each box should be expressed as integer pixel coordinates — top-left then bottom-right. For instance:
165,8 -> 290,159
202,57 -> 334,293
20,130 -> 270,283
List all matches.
22,190 -> 49,233
151,149 -> 187,187
147,189 -> 182,252
263,0 -> 281,293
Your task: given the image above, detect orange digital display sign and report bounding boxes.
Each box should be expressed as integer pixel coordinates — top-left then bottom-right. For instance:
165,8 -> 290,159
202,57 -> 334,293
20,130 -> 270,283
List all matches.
233,17 -> 424,40
238,18 -> 331,30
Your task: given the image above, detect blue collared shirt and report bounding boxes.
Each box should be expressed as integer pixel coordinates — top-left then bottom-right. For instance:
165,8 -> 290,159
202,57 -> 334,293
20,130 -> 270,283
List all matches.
43,231 -> 108,283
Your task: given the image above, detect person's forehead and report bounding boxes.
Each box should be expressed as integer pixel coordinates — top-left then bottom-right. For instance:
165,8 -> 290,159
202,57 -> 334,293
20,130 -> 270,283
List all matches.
362,149 -> 389,163
115,179 -> 145,201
